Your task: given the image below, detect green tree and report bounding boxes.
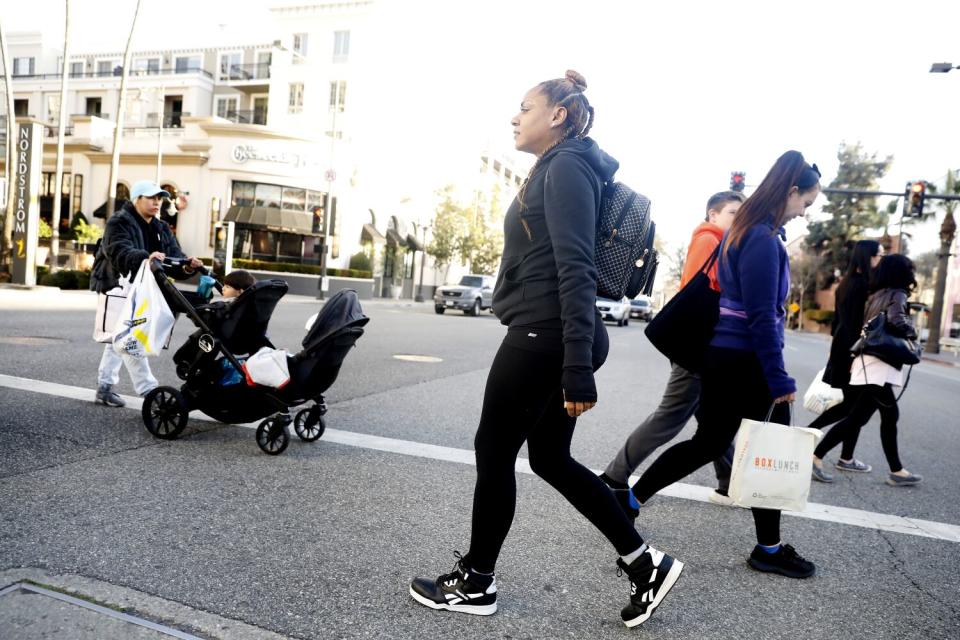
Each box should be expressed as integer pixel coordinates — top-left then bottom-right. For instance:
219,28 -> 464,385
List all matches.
427,185 -> 467,282
804,142 -> 892,286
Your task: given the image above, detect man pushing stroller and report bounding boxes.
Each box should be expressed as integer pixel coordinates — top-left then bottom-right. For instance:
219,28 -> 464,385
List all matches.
90,180 -> 204,407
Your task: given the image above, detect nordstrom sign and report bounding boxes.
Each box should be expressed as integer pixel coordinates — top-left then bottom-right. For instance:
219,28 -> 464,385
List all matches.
231,144 -> 320,169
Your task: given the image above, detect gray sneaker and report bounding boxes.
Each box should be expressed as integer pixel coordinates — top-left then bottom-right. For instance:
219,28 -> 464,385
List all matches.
95,384 -> 126,408
836,459 -> 872,473
886,471 -> 923,487
811,463 -> 834,483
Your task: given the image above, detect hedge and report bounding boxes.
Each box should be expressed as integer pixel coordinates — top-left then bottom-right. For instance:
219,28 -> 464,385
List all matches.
804,309 -> 835,325
232,258 -> 372,279
40,269 -> 91,290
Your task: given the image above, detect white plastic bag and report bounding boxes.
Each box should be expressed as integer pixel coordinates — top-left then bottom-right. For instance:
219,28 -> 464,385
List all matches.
111,260 -> 176,358
243,347 -> 291,388
802,368 -> 843,415
728,409 -> 822,512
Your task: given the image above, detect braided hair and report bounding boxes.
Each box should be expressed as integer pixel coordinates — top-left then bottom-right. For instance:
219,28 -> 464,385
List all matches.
517,70 -> 595,210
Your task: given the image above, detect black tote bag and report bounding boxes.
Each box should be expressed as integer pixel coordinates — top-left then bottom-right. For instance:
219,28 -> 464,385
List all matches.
644,246 -> 720,373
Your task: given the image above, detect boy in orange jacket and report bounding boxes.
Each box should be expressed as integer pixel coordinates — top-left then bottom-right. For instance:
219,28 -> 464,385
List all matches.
601,191 -> 744,518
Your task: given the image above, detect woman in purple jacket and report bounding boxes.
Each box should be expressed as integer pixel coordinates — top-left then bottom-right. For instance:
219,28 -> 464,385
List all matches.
629,150 -> 821,579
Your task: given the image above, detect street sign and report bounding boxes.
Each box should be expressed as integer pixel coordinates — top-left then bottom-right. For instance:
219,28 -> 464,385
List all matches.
325,169 -> 337,183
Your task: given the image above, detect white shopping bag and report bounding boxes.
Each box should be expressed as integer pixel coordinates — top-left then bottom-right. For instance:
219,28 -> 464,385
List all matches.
728,409 -> 822,512
243,347 -> 291,388
93,286 -> 128,343
802,368 -> 843,415
111,260 -> 176,358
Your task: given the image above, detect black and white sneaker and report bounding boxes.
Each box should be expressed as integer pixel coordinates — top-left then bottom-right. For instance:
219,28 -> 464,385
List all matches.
600,473 -> 640,523
748,544 -> 815,579
409,552 -> 497,616
617,546 -> 684,628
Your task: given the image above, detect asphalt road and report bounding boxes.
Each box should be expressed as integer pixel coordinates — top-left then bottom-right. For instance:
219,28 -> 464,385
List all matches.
1,290 -> 958,639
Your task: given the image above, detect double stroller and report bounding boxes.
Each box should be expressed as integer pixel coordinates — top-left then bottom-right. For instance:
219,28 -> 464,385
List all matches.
141,259 -> 368,455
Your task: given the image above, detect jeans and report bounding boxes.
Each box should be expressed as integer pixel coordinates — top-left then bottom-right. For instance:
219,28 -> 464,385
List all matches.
604,362 -> 733,491
97,344 -> 158,397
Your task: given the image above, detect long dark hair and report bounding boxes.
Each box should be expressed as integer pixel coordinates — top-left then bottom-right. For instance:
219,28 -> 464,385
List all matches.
723,150 -> 820,255
846,239 -> 881,278
870,254 -> 917,293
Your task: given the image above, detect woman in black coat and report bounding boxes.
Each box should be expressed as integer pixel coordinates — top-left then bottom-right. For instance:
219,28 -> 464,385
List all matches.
807,240 -> 882,481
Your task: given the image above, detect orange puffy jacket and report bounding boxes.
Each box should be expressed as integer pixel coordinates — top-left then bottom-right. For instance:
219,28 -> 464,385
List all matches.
679,221 -> 723,292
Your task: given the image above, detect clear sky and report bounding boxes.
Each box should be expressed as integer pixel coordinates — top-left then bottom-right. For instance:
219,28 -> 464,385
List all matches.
6,0 -> 960,258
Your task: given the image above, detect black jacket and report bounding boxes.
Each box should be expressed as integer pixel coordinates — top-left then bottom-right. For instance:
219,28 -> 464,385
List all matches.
90,201 -> 188,293
823,272 -> 869,387
492,137 -> 619,401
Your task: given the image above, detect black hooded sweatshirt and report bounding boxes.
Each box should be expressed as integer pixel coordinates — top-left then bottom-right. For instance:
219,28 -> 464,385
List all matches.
492,137 -> 619,402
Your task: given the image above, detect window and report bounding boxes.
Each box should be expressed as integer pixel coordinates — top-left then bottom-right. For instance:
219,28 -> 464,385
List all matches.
215,96 -> 239,120
293,33 -> 308,56
132,57 -> 160,74
255,51 -> 271,79
96,59 -> 121,76
278,233 -> 302,260
69,61 -> 84,77
281,186 -> 306,211
255,184 -> 282,209
72,174 -> 83,216
46,95 -> 60,122
288,83 -> 304,114
329,81 -> 347,112
85,97 -> 102,116
333,30 -> 350,62
13,57 -> 35,76
219,51 -> 242,80
252,96 -> 268,125
231,181 -> 256,207
14,99 -> 29,117
175,55 -> 201,74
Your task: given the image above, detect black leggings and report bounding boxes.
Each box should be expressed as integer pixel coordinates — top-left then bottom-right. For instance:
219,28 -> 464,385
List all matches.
814,384 -> 903,472
467,321 -> 643,574
632,347 -> 784,546
806,386 -> 861,460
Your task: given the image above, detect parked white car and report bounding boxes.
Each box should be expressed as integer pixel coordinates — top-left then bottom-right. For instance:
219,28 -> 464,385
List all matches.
596,296 -> 630,326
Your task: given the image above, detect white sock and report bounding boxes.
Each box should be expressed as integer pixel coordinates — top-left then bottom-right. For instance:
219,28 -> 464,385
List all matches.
621,543 -> 648,565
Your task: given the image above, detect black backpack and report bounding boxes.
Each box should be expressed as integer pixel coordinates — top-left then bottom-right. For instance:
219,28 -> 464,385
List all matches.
595,182 -> 658,300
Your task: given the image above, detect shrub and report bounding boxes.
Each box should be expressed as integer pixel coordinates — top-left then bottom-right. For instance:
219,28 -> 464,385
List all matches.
804,309 -> 835,325
39,218 -> 53,239
349,251 -> 372,272
232,258 -> 372,279
40,269 -> 91,290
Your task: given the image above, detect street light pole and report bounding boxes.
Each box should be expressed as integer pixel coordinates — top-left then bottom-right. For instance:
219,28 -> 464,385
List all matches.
156,84 -> 164,183
414,223 -> 430,302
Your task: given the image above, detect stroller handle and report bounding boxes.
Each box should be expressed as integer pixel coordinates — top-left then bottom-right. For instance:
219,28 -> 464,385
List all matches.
151,256 -> 211,277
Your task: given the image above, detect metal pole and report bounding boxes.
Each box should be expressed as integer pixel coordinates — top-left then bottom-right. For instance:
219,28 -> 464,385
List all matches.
318,103 -> 337,300
50,0 -> 71,273
415,224 -> 428,302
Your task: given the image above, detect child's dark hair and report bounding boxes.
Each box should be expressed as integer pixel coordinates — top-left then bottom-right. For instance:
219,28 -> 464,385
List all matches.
704,191 -> 746,221
224,269 -> 256,291
870,254 -> 916,293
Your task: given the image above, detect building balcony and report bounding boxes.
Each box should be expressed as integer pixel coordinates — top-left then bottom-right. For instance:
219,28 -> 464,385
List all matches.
221,109 -> 268,126
2,66 -> 214,82
218,64 -> 270,84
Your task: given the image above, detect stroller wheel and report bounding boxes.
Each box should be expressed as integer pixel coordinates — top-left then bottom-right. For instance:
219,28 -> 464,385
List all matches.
256,417 -> 290,455
142,386 -> 189,440
294,407 -> 326,442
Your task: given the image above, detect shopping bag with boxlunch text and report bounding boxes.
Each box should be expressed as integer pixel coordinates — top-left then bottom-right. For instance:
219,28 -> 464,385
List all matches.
728,407 -> 822,512
111,260 -> 176,358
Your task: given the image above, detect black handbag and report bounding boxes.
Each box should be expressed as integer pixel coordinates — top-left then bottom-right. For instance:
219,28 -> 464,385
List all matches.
644,247 -> 720,373
849,313 -> 922,367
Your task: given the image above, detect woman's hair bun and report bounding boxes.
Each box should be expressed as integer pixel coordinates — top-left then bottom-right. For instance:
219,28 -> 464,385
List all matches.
565,70 -> 587,92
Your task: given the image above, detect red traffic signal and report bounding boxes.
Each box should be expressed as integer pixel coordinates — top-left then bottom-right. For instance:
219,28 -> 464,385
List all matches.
730,171 -> 746,192
907,181 -> 926,216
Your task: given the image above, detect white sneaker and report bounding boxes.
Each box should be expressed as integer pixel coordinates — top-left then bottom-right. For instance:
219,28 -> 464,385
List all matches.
708,490 -> 735,506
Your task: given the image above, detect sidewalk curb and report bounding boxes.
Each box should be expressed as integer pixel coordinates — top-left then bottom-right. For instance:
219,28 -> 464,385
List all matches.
0,568 -> 292,640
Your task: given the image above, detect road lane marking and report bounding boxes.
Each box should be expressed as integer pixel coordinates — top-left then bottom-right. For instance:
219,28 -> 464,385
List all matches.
2,372 -> 958,544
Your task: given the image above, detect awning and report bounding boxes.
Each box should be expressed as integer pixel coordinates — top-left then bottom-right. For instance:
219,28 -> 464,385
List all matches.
93,199 -> 130,219
223,205 -> 321,236
406,233 -> 424,251
361,223 -> 386,244
385,228 -> 407,246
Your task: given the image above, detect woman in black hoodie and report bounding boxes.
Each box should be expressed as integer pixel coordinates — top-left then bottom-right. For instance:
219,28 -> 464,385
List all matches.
808,240 -> 883,482
409,71 -> 683,629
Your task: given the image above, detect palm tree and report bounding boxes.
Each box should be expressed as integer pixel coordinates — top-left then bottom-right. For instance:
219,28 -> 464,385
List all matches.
927,169 -> 959,354
0,20 -> 17,263
50,0 -> 71,271
106,0 -> 143,217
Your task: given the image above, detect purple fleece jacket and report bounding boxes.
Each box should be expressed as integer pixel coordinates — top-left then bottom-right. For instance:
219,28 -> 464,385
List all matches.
710,220 -> 796,398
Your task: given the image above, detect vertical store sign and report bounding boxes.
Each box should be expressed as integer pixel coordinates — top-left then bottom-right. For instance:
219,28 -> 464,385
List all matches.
11,121 -> 44,285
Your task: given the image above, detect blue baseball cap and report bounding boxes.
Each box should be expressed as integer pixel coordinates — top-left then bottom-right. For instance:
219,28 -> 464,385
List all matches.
130,180 -> 171,200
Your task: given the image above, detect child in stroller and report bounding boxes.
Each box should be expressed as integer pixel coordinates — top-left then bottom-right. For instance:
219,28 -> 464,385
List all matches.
141,258 -> 369,455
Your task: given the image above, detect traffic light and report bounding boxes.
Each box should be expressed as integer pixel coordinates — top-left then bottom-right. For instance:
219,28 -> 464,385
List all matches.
907,181 -> 926,216
730,171 -> 746,192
